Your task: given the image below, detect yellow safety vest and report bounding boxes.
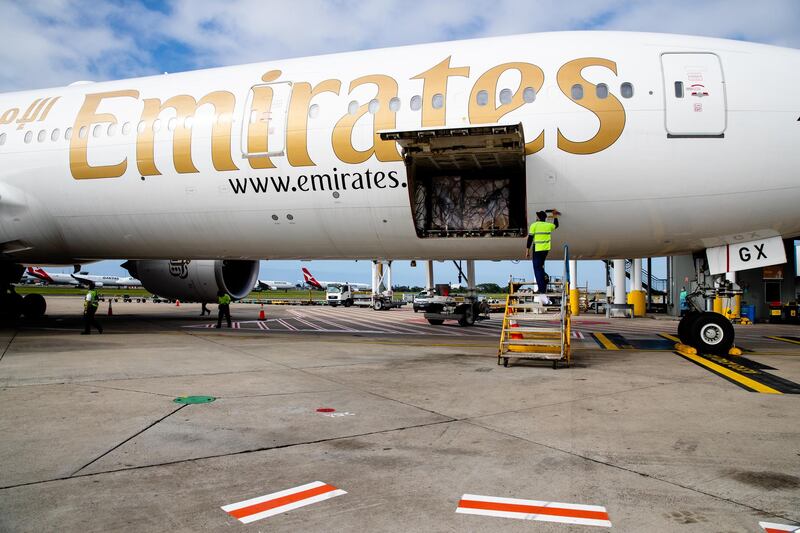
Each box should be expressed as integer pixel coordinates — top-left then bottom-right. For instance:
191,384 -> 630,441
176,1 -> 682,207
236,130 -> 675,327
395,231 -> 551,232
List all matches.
218,294 -> 231,305
529,221 -> 556,252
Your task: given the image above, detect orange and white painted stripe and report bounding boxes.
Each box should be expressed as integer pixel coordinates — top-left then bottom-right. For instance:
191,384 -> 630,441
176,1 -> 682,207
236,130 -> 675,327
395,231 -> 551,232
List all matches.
221,481 -> 346,524
456,494 -> 611,527
760,522 -> 800,532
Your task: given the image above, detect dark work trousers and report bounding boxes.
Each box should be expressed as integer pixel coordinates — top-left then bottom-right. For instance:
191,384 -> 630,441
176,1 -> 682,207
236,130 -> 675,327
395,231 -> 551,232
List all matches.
83,306 -> 103,334
217,304 -> 232,328
531,250 -> 549,294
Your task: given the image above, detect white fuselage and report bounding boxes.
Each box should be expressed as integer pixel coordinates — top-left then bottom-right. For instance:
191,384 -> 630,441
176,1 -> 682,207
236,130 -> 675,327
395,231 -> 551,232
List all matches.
255,279 -> 295,290
0,32 -> 797,264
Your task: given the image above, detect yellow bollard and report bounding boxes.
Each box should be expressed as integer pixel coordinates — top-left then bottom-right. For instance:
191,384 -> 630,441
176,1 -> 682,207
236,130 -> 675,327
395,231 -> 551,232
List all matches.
570,288 -> 580,316
627,290 -> 646,317
730,294 -> 741,319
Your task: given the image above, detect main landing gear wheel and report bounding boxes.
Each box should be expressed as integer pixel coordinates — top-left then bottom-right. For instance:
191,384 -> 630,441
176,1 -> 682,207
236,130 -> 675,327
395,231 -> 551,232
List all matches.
678,311 -> 702,345
458,304 -> 475,327
1,291 -> 23,320
21,293 -> 46,319
690,312 -> 734,355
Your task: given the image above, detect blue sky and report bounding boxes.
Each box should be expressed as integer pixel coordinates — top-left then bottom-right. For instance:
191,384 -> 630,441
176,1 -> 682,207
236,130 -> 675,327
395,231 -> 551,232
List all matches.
3,0 -> 796,288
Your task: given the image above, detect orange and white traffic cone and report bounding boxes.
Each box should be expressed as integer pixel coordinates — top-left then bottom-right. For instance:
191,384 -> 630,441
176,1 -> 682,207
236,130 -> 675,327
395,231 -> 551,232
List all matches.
108,299 -> 113,316
175,299 -> 180,307
258,304 -> 266,320
510,319 -> 522,340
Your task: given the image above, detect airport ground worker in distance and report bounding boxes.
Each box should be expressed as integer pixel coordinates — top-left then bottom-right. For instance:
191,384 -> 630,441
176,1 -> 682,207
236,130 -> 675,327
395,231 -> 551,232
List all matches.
525,210 -> 560,305
81,282 -> 103,334
216,290 -> 232,328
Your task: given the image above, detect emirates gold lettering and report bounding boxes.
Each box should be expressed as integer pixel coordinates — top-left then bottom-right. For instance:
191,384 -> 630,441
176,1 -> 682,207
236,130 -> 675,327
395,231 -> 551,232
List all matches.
556,57 -> 626,155
137,91 -> 239,176
71,91 -> 139,179
67,57 -> 629,180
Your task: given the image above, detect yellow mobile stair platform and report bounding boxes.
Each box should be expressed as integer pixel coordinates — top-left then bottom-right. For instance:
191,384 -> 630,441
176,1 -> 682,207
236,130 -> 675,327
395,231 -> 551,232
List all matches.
497,245 -> 572,369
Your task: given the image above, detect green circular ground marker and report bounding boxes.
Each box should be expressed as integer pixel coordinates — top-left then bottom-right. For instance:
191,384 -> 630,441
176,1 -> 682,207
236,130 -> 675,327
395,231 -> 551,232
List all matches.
173,395 -> 216,404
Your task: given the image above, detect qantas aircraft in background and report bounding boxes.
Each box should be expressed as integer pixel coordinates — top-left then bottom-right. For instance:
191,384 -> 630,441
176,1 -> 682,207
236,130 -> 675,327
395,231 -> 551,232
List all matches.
25,267 -> 142,287
301,267 -> 370,291
254,279 -> 297,291
0,31 -> 798,350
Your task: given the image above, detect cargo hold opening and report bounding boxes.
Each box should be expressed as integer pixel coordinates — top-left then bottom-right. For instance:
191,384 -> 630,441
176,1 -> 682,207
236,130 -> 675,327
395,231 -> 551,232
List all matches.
380,123 -> 527,238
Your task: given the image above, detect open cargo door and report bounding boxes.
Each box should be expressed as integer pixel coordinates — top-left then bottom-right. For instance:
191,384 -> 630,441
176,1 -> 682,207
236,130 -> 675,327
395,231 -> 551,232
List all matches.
380,123 -> 527,238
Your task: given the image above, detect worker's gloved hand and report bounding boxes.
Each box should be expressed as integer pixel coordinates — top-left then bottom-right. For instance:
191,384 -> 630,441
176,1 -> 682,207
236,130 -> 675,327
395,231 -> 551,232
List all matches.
550,209 -> 561,216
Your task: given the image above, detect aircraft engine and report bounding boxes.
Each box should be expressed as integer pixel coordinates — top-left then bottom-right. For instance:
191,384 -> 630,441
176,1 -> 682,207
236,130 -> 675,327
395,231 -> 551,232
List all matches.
122,260 -> 259,302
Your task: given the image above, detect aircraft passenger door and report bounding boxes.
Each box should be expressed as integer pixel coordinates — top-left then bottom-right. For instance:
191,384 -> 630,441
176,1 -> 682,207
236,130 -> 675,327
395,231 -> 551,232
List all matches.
661,53 -> 726,137
241,82 -> 293,158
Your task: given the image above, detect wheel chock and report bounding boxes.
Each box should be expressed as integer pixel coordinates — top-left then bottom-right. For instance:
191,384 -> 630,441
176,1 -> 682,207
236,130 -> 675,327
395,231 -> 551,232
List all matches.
674,343 -> 698,355
728,346 -> 743,356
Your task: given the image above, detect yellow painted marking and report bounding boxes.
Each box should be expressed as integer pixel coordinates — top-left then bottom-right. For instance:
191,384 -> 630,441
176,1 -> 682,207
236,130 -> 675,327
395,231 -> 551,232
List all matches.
678,351 -> 782,394
767,336 -> 800,346
659,332 -> 680,342
593,332 -> 619,350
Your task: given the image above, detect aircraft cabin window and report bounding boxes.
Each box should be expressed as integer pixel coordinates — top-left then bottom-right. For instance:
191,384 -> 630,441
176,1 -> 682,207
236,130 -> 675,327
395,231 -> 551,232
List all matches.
308,104 -> 320,119
121,122 -> 131,135
499,88 -> 513,105
24,131 -> 32,144
596,83 -> 609,99
51,129 -> 60,142
674,81 -> 684,98
476,90 -> 489,106
38,130 -> 47,142
522,87 -> 536,103
368,99 -> 379,114
432,93 -> 444,109
168,118 -> 176,131
571,84 -> 584,100
93,125 -> 102,138
0,133 -> 6,146
621,82 -> 634,98
348,100 -> 358,115
64,127 -> 72,140
410,95 -> 422,111
107,123 -> 116,136
389,97 -> 400,112
152,119 -> 161,132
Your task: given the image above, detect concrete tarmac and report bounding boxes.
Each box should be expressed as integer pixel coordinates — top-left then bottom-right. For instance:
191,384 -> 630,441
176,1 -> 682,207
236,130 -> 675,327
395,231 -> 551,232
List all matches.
1,297 -> 799,532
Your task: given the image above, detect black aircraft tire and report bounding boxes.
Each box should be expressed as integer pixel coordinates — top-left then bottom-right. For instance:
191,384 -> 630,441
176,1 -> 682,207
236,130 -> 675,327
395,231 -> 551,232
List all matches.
1,292 -> 23,320
458,305 -> 475,327
21,293 -> 46,319
690,312 -> 734,355
678,311 -> 702,345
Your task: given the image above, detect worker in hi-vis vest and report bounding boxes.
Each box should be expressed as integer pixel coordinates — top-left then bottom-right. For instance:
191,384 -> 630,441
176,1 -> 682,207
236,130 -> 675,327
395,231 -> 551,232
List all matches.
81,282 -> 103,335
525,210 -> 560,305
216,290 -> 232,328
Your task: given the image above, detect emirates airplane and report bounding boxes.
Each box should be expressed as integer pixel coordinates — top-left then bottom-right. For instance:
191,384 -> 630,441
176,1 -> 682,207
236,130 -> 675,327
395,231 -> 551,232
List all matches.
0,31 -> 798,352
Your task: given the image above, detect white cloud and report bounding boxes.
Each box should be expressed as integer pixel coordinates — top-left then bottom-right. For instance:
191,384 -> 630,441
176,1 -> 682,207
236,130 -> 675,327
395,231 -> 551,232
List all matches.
1,0 -> 796,92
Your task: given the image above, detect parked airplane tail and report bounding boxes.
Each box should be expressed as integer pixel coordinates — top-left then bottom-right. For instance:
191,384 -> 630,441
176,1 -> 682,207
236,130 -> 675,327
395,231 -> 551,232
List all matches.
301,267 -> 324,289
